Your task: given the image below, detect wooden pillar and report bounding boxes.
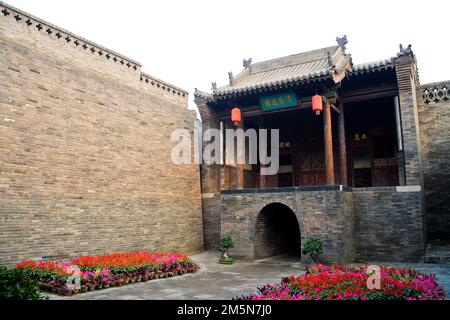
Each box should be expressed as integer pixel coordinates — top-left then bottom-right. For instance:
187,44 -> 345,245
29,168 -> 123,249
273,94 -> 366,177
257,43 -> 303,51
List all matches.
338,101 -> 348,186
259,117 -> 266,189
323,99 -> 335,185
219,121 -> 226,191
236,117 -> 244,190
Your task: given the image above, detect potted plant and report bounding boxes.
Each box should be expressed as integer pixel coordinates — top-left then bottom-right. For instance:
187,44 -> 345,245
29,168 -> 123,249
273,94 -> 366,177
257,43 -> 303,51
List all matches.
88,279 -> 97,291
216,234 -> 235,265
301,237 -> 323,266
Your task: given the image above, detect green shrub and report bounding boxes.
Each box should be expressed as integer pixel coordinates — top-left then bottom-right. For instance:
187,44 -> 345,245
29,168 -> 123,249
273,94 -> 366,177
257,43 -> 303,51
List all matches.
216,235 -> 235,253
0,265 -> 47,300
302,237 -> 323,263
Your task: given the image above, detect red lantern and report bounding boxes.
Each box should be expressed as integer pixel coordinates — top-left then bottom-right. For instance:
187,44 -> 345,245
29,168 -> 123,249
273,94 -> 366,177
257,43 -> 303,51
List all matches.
231,107 -> 241,126
312,94 -> 323,115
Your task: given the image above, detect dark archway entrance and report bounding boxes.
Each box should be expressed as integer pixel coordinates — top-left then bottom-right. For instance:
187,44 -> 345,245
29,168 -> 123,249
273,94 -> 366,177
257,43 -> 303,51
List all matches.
254,203 -> 301,259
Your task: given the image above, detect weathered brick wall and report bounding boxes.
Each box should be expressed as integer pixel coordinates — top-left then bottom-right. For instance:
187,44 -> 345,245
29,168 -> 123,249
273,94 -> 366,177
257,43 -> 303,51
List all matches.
219,186 -> 425,263
353,187 -> 425,262
195,91 -> 222,250
419,81 -> 450,240
394,53 -> 424,187
200,194 -> 221,250
0,3 -> 203,266
220,187 -> 355,264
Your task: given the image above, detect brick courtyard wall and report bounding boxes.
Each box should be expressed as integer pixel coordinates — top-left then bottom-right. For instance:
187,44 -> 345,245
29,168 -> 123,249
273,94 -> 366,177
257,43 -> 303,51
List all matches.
419,81 -> 450,240
394,51 -> 428,249
195,91 -> 222,250
353,187 -> 425,262
0,3 -> 203,266
394,52 -> 424,187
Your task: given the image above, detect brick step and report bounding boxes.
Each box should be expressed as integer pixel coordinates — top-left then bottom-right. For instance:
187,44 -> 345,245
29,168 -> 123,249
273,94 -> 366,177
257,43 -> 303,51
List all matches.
425,256 -> 450,264
425,243 -> 450,265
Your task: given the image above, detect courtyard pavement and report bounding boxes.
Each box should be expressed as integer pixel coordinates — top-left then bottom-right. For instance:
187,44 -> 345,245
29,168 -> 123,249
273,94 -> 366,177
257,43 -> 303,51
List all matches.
49,252 -> 450,300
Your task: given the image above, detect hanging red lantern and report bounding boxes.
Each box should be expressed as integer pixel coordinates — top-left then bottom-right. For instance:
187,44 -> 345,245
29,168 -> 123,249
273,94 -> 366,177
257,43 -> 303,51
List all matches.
312,94 -> 323,115
231,107 -> 241,126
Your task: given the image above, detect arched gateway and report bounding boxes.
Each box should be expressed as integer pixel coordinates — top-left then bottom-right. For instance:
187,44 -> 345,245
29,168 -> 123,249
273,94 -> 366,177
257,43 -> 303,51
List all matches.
254,203 -> 301,259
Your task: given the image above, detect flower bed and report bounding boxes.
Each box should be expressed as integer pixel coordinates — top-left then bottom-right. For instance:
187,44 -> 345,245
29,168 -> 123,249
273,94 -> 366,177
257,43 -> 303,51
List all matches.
237,264 -> 446,300
16,252 -> 200,296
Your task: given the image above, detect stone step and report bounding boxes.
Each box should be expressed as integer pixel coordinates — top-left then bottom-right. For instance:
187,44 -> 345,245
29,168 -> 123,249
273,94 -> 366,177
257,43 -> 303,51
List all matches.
425,256 -> 450,264
425,243 -> 450,265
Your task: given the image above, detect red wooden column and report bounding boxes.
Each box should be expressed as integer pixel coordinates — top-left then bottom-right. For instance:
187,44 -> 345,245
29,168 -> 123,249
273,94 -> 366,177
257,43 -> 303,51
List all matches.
236,116 -> 244,190
323,99 -> 335,185
258,117 -> 267,189
338,101 -> 348,186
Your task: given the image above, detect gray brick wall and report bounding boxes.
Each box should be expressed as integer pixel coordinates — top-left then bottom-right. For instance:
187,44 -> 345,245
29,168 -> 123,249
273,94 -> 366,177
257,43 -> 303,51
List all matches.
394,54 -> 424,187
195,93 -> 222,250
419,81 -> 450,240
353,187 -> 425,262
0,5 -> 203,266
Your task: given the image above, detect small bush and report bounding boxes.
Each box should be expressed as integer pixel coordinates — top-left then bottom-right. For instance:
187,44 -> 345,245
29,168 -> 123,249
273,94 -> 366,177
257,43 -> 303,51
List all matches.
0,265 -> 47,300
216,235 -> 235,253
302,237 -> 323,263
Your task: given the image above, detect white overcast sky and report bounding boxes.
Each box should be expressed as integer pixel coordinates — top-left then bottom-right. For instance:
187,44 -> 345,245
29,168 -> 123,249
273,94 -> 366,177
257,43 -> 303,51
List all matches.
6,0 -> 450,111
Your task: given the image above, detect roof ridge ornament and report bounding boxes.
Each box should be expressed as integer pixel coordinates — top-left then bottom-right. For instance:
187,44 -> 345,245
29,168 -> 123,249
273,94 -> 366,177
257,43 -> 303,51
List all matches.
228,71 -> 234,86
398,44 -> 412,56
211,82 -> 217,91
243,58 -> 252,69
194,88 -> 213,103
336,35 -> 348,49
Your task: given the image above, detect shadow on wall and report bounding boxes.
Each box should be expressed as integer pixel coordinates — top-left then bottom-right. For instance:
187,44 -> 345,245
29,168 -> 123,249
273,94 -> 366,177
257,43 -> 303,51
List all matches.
254,203 -> 301,259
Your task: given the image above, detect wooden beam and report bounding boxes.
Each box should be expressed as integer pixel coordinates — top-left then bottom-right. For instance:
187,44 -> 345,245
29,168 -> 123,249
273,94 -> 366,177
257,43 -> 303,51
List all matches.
330,104 -> 341,114
340,90 -> 398,104
323,100 -> 335,185
338,101 -> 348,186
216,97 -> 338,120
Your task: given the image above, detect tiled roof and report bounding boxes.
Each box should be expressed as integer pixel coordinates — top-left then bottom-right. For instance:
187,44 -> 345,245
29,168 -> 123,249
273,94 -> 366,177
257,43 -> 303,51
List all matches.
213,45 -> 352,97
349,58 -> 395,75
195,42 -> 415,103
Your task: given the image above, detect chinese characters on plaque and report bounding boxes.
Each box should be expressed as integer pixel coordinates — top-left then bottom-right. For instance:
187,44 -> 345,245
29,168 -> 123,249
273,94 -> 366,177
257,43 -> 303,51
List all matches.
353,133 -> 368,142
260,93 -> 298,111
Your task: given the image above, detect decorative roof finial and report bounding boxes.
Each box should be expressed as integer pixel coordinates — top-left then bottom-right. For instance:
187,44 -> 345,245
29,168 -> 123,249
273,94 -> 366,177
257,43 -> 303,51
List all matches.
243,58 -> 252,69
399,43 -> 412,55
228,71 -> 234,86
336,35 -> 348,49
211,82 -> 217,91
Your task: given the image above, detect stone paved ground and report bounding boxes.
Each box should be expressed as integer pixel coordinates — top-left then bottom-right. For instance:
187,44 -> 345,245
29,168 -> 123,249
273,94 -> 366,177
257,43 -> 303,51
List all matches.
49,252 -> 450,300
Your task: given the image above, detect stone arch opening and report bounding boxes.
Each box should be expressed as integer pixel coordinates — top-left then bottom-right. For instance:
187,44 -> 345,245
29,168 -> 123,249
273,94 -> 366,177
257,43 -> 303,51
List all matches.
254,203 -> 301,259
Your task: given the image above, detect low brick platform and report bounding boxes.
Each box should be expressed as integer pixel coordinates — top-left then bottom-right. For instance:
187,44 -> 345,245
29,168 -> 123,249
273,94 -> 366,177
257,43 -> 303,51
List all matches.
425,242 -> 450,264
217,186 -> 425,264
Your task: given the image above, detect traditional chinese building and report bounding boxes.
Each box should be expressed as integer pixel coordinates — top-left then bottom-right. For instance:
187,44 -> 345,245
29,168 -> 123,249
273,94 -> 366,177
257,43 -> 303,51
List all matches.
195,37 -> 450,263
